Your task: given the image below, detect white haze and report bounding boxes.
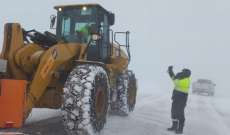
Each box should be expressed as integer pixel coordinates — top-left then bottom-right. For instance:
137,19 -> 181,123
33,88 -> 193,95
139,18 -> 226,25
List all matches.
1,0 -> 230,97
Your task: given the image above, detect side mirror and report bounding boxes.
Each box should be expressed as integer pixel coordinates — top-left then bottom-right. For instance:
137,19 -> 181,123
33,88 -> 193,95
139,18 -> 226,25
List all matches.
50,15 -> 56,29
108,13 -> 115,26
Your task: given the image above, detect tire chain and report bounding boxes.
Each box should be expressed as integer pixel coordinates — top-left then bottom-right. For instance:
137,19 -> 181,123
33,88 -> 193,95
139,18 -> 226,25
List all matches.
62,64 -> 109,135
110,72 -> 129,116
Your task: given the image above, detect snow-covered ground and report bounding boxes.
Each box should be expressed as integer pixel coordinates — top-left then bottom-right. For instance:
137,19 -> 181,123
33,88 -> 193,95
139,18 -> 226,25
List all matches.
102,88 -> 230,135
2,90 -> 230,135
25,109 -> 61,124
102,91 -> 230,135
186,95 -> 230,135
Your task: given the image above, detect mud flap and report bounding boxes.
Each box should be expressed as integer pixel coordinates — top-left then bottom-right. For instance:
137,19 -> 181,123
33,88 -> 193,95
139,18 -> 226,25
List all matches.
0,79 -> 27,128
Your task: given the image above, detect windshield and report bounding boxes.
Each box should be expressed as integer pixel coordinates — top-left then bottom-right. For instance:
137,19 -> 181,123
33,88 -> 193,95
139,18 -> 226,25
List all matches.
59,7 -> 97,44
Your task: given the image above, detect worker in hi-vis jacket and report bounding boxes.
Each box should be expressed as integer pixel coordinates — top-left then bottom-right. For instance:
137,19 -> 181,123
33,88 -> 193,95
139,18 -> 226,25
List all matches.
167,66 -> 191,134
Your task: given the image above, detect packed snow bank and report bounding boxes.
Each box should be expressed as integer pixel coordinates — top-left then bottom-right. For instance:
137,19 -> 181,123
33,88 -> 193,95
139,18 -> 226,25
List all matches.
25,108 -> 61,124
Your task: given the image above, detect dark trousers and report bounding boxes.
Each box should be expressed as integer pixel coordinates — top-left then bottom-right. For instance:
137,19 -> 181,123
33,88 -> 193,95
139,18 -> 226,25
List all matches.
171,90 -> 188,126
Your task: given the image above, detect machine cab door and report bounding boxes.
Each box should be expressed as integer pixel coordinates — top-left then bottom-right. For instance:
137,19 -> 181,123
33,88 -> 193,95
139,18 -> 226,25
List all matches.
87,14 -> 111,63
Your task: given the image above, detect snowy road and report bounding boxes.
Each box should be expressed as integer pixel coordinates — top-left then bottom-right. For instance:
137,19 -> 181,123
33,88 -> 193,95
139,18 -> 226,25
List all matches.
1,92 -> 230,135
103,93 -> 230,135
186,95 -> 230,135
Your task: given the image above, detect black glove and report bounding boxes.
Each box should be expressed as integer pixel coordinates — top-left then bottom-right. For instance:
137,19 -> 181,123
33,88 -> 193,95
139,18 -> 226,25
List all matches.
168,66 -> 173,72
168,66 -> 175,79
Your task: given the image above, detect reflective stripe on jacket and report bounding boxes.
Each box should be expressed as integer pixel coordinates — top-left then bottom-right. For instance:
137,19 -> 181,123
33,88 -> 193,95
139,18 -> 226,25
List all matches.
173,77 -> 191,94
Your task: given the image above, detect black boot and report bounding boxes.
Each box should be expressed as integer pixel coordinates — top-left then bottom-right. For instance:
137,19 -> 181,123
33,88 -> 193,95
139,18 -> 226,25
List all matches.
167,120 -> 178,131
175,122 -> 184,134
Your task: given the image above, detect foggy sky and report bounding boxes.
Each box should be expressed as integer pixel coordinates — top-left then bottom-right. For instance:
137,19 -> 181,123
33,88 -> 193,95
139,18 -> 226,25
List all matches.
1,0 -> 230,97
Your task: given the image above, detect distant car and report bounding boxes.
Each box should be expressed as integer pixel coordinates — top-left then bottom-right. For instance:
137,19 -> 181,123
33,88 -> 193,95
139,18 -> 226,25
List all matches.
192,79 -> 216,96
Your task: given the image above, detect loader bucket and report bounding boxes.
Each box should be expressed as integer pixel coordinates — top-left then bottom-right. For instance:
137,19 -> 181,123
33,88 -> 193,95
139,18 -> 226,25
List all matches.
0,80 -> 27,128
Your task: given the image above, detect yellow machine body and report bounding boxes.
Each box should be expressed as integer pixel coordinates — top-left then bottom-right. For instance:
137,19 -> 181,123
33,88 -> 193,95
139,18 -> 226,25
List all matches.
0,22 -> 129,120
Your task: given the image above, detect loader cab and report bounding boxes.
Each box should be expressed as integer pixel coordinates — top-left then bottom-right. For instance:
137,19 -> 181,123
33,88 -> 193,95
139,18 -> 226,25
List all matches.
54,4 -> 114,63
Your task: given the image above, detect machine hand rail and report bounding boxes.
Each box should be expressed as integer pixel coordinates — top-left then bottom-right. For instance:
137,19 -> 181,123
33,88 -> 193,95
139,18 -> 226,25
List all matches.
113,31 -> 131,62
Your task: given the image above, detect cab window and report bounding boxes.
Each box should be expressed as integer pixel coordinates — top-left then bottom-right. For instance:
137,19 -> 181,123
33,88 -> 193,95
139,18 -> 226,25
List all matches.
61,17 -> 71,36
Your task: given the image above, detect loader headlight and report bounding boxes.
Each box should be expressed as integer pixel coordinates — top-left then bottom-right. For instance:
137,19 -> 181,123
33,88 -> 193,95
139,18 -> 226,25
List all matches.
82,6 -> 87,11
58,8 -> 62,12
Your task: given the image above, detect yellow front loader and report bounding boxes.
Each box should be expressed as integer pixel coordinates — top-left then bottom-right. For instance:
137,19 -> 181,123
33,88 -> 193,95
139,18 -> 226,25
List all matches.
0,4 -> 137,135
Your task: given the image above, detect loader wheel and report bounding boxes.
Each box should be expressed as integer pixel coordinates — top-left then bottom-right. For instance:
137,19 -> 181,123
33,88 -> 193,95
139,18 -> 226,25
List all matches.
111,71 -> 137,116
127,71 -> 137,112
62,64 -> 109,135
116,73 -> 129,116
